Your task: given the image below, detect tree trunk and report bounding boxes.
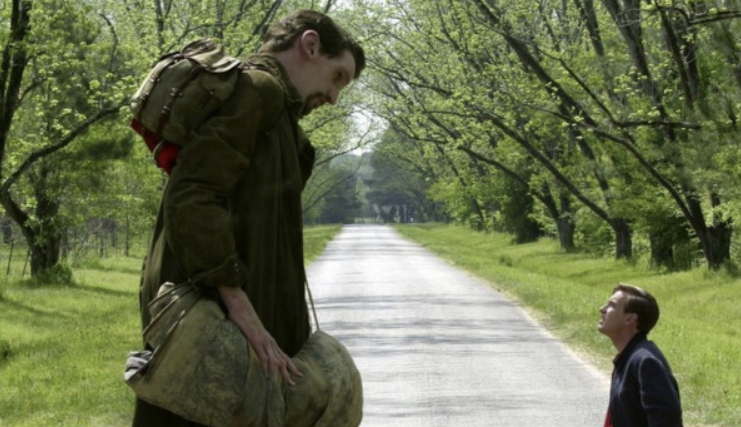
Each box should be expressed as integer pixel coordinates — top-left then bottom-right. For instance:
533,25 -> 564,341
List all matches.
706,222 -> 732,269
29,181 -> 62,275
29,229 -> 61,275
685,195 -> 730,269
648,215 -> 690,270
125,216 -> 131,257
556,217 -> 576,252
649,232 -> 674,270
537,183 -> 576,252
612,218 -> 633,259
1,216 -> 12,243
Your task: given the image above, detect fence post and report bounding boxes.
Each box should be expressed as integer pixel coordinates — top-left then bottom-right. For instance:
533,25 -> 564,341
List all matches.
22,249 -> 30,277
6,240 -> 14,276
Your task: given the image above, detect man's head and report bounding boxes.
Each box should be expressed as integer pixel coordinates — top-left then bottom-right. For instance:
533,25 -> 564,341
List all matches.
598,283 -> 660,339
259,9 -> 366,116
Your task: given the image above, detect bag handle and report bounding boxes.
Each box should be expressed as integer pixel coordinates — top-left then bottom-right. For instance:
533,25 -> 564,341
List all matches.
306,281 -> 321,331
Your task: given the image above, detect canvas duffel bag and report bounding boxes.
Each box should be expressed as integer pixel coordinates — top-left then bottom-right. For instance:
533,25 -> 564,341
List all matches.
124,282 -> 363,427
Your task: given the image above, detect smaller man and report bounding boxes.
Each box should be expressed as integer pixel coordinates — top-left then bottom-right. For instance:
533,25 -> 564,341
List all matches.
598,284 -> 683,427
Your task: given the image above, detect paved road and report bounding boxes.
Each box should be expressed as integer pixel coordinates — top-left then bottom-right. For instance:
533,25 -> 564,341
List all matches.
306,224 -> 609,427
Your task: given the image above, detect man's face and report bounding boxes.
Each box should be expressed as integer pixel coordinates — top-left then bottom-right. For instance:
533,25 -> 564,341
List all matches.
299,49 -> 356,116
598,290 -> 633,337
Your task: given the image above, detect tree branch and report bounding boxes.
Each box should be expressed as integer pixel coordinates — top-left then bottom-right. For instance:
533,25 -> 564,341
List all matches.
1,105 -> 123,195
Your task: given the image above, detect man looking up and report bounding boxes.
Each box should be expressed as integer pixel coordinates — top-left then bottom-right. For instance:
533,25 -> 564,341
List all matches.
133,9 -> 365,427
598,284 -> 683,427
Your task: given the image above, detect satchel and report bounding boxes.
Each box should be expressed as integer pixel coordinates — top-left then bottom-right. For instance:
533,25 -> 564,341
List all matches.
124,282 -> 261,427
124,282 -> 362,427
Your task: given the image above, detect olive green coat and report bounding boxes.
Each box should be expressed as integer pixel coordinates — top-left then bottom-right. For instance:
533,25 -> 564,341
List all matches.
139,54 -> 315,357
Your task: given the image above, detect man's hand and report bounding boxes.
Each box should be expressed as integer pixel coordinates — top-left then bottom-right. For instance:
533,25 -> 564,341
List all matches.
217,286 -> 303,386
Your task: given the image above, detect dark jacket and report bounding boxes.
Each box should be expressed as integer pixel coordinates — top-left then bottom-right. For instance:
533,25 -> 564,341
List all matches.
609,333 -> 683,427
139,54 -> 315,357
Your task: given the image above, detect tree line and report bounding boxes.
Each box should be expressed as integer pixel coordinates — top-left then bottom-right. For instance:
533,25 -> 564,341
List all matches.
356,0 -> 741,270
0,0 -> 365,276
2,0 -> 740,276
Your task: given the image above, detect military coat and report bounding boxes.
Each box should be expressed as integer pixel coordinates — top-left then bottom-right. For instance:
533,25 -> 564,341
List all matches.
139,54 -> 315,357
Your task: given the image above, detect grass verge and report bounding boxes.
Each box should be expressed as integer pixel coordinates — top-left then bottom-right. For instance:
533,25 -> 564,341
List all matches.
0,225 -> 341,427
394,223 -> 740,427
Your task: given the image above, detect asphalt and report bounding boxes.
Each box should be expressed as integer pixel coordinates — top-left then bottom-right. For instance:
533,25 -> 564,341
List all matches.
305,224 -> 610,427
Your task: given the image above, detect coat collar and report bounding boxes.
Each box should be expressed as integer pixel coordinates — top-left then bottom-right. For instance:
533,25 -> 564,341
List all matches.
613,332 -> 647,366
243,54 -> 304,118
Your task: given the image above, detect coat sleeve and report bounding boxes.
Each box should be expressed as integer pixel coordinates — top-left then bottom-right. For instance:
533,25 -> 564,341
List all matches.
296,126 -> 316,189
638,356 -> 682,427
162,70 -> 285,288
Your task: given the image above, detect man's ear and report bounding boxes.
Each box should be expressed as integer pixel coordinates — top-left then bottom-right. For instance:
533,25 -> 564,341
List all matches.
624,312 -> 638,328
299,30 -> 321,58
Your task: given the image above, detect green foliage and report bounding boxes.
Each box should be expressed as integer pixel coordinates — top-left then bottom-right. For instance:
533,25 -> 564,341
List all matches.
0,0 -> 364,277
492,177 -> 544,243
318,175 -> 362,224
352,0 -> 741,268
304,154 -> 365,224
574,210 -> 616,257
365,129 -> 443,223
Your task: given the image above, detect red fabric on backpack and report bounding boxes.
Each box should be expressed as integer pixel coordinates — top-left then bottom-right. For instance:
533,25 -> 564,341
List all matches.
130,118 -> 181,175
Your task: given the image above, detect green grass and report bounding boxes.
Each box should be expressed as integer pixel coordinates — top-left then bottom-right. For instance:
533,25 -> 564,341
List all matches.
0,225 -> 341,427
394,223 -> 741,427
303,224 -> 343,263
0,260 -> 140,427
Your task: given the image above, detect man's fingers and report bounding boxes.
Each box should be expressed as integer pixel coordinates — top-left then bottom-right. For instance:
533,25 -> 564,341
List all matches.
268,349 -> 302,386
287,359 -> 303,378
279,356 -> 300,386
251,337 -> 302,386
282,366 -> 296,386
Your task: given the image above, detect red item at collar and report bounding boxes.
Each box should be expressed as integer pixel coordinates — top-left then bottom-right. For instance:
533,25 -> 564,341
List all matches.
604,407 -> 613,427
130,118 -> 180,175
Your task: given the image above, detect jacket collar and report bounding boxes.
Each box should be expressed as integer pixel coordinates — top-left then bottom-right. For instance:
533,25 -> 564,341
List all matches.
613,332 -> 647,366
243,54 -> 304,118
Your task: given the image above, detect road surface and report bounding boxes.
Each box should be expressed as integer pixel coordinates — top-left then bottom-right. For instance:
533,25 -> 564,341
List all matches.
305,224 -> 609,427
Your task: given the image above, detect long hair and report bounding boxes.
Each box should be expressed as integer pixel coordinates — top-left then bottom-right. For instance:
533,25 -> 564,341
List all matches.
259,9 -> 365,79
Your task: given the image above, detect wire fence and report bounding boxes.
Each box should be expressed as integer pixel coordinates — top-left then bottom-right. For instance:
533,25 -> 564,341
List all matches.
0,220 -> 151,279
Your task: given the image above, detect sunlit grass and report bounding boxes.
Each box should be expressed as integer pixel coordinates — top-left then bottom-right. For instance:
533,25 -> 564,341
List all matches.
395,223 -> 740,427
0,225 -> 341,427
0,260 -> 139,427
303,224 -> 343,262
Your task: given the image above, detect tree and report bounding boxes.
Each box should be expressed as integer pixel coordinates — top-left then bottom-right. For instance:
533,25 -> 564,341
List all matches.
365,129 -> 445,224
316,162 -> 362,224
0,0 -> 359,275
355,0 -> 741,268
0,0 -> 126,275
466,0 -> 740,268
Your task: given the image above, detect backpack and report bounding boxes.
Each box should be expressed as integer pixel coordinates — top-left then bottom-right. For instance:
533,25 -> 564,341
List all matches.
129,39 -> 243,174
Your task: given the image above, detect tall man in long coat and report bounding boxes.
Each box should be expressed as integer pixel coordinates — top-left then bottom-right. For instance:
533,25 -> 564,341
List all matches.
132,9 -> 365,426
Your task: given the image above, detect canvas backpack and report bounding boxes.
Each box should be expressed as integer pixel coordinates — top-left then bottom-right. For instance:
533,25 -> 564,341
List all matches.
129,39 -> 244,174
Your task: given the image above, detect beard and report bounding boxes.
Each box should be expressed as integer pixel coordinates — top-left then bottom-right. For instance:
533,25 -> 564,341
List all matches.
301,93 -> 327,117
